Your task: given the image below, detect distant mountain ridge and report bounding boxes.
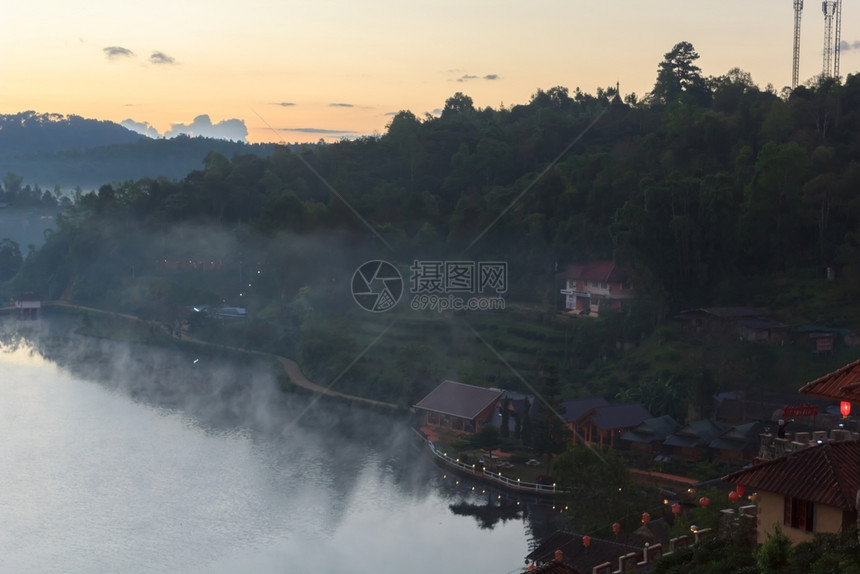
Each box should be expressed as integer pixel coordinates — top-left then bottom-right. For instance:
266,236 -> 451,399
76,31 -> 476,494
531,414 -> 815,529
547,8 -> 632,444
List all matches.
0,111 -> 144,157
0,111 -> 276,190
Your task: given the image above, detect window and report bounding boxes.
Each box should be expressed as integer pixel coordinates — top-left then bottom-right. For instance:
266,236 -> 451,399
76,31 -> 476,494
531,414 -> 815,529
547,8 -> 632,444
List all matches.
784,496 -> 814,532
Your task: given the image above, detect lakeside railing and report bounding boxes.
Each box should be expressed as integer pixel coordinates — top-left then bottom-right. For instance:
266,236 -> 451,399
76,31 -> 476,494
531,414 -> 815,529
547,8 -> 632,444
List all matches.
426,440 -> 565,495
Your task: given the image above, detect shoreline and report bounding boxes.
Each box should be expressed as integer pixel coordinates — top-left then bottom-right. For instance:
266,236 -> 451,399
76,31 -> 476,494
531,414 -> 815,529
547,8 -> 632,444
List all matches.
412,426 -> 565,497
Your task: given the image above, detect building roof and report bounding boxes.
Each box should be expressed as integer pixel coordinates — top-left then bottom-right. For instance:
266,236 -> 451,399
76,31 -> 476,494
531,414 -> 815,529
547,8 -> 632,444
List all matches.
620,415 -> 680,443
677,306 -> 763,319
413,380 -> 503,421
709,421 -> 767,452
587,404 -> 652,430
557,262 -> 630,284
799,358 -> 860,402
525,532 -> 632,574
526,522 -> 670,573
723,440 -> 860,511
738,317 -> 790,331
561,397 -> 610,423
528,559 -> 585,574
664,420 -> 724,448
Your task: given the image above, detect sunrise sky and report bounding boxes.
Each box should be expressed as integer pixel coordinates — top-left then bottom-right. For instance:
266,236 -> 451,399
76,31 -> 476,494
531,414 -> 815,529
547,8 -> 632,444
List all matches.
2,0 -> 858,144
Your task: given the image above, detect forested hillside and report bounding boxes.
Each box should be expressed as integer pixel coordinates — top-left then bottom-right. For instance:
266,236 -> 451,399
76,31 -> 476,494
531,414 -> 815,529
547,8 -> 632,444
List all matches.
0,111 -> 276,190
4,43 -> 860,410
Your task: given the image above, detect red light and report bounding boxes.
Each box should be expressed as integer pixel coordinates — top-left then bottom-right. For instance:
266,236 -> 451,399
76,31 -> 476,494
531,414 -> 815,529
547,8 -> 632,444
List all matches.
641,512 -> 650,524
841,401 -> 851,417
582,536 -> 591,548
671,503 -> 681,515
612,522 -> 621,534
737,485 -> 745,496
699,496 -> 710,507
729,491 -> 739,502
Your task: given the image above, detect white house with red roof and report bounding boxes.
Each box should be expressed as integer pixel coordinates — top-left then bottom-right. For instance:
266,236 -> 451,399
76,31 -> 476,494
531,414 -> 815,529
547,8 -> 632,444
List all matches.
557,262 -> 634,317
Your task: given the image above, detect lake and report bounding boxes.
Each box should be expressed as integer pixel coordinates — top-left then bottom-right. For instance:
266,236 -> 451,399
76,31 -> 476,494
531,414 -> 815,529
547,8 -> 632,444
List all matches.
0,317 -> 564,573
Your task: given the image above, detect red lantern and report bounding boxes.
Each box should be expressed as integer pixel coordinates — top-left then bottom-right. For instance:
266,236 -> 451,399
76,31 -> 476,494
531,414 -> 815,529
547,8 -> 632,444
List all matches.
554,549 -> 563,562
699,496 -> 710,508
612,522 -> 621,535
736,485 -> 745,497
671,503 -> 681,515
582,535 -> 591,548
641,512 -> 650,524
841,401 -> 851,418
729,491 -> 739,502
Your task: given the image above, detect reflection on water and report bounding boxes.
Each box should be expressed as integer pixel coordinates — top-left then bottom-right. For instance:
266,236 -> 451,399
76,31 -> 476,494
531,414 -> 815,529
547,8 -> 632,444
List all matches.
0,317 -> 566,573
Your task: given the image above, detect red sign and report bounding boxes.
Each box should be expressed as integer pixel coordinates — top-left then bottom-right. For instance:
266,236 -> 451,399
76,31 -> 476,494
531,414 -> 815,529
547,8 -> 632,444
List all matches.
783,404 -> 819,417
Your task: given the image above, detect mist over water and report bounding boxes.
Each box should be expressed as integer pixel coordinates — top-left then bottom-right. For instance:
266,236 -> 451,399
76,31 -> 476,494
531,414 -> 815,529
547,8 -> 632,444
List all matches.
0,318 -> 543,573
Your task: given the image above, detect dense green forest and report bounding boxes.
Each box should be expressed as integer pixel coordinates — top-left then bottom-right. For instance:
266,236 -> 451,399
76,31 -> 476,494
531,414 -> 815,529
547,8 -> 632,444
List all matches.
3,42 -> 860,412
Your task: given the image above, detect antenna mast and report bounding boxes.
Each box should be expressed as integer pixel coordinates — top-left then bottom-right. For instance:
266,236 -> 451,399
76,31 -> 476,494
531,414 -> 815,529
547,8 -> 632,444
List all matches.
793,0 -> 804,89
834,0 -> 842,78
822,0 -> 837,78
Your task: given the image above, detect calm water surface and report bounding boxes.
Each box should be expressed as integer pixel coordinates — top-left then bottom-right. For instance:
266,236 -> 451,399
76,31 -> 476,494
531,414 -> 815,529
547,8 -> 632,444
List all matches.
0,320 -> 553,574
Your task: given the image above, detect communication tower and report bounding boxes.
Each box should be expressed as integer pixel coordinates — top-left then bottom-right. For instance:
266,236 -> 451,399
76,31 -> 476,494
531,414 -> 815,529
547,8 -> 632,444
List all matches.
833,0 -> 842,78
822,0 -> 837,78
793,0 -> 804,89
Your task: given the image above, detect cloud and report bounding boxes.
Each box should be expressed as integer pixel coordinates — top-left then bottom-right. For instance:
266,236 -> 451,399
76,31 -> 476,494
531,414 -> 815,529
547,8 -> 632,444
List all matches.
165,114 -> 248,142
328,103 -> 354,108
455,73 -> 500,82
104,46 -> 135,60
121,119 -> 160,138
839,40 -> 860,51
274,102 -> 296,107
149,51 -> 176,65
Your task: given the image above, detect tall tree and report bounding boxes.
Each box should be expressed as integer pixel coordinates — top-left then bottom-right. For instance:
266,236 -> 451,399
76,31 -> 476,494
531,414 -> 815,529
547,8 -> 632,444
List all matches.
651,41 -> 707,105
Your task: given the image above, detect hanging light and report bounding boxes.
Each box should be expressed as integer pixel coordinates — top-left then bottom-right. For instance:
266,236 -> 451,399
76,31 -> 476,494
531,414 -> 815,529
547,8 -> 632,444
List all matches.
671,503 -> 681,515
736,485 -> 745,497
729,491 -> 739,502
641,512 -> 651,524
841,401 -> 851,418
582,536 -> 591,548
612,522 -> 621,535
699,496 -> 710,507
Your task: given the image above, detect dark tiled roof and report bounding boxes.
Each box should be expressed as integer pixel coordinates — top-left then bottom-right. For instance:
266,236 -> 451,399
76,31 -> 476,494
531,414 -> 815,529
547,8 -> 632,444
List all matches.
678,306 -> 762,318
723,440 -> 860,511
529,560 -> 585,574
709,421 -> 767,451
589,404 -> 652,430
556,262 -> 630,284
526,522 -> 670,574
561,397 -> 610,423
621,415 -> 680,443
664,420 -> 724,448
413,380 -> 502,420
738,317 -> 789,330
799,359 -> 860,402
526,531 -> 635,574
